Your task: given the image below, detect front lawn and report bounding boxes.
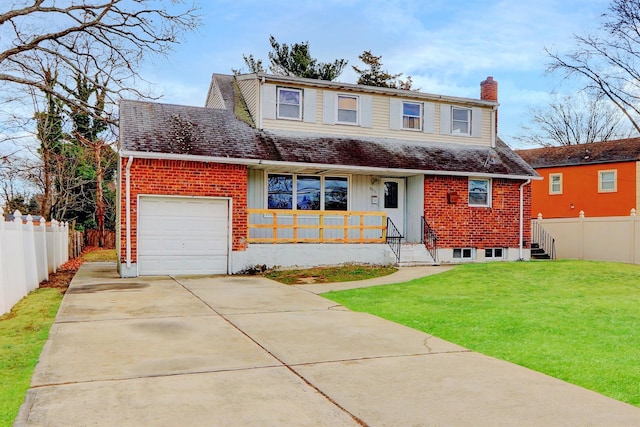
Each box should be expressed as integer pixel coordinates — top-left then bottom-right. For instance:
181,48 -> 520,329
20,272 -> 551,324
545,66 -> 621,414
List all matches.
322,260 -> 640,407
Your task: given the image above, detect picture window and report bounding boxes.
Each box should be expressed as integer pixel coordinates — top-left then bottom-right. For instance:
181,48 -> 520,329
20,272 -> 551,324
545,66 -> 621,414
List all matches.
267,173 -> 349,211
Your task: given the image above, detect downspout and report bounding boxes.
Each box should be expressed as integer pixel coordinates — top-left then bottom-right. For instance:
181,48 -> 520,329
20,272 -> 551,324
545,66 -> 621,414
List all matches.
519,179 -> 531,260
125,156 -> 134,268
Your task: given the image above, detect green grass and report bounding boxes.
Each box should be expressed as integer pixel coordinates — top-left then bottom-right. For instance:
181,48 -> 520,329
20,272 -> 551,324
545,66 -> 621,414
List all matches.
82,248 -> 117,262
322,260 -> 640,407
265,264 -> 397,285
0,289 -> 63,426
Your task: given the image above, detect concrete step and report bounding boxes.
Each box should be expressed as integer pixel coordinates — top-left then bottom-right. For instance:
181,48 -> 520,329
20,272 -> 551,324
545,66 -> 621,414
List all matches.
398,244 -> 438,266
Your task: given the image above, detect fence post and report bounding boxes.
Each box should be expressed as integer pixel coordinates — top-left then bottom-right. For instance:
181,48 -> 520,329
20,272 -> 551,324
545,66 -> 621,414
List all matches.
631,209 -> 637,264
578,210 -> 585,260
36,217 -> 48,283
23,215 -> 38,292
13,211 -> 28,301
0,207 -> 6,314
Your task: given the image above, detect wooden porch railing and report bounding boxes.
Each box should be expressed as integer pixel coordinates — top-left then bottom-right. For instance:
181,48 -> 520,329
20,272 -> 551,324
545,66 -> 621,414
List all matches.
247,209 -> 387,244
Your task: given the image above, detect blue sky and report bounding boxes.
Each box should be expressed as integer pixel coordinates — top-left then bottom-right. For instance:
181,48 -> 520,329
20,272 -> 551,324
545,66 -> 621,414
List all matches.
141,0 -> 610,147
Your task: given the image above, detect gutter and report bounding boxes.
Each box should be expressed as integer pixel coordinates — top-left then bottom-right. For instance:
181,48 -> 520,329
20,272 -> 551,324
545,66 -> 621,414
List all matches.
119,150 -> 543,182
125,156 -> 134,268
519,179 -> 531,260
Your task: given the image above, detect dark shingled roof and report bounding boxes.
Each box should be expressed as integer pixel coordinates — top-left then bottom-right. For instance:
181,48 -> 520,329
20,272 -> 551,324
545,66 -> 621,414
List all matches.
516,138 -> 640,168
119,99 -> 537,178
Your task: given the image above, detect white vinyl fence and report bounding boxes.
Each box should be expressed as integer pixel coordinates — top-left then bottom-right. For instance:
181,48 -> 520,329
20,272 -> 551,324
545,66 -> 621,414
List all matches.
533,209 -> 640,264
0,207 -> 69,316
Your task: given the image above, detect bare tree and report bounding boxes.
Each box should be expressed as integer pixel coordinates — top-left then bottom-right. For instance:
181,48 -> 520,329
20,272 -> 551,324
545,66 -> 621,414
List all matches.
0,0 -> 200,124
547,0 -> 640,133
516,93 -> 630,146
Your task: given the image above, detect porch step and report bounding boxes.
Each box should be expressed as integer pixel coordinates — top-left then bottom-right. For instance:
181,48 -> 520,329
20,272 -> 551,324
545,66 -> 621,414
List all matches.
398,243 -> 438,267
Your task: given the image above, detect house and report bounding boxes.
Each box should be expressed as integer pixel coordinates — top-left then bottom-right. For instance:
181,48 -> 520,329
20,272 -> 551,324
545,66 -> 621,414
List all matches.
516,138 -> 640,219
117,73 -> 538,277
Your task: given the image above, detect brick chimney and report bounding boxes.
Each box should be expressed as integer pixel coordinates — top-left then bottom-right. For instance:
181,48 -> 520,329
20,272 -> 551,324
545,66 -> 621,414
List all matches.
480,76 -> 498,101
480,76 -> 498,134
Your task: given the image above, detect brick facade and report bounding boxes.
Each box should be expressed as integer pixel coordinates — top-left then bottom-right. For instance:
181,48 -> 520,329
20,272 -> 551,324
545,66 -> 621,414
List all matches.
424,176 -> 531,249
119,158 -> 248,263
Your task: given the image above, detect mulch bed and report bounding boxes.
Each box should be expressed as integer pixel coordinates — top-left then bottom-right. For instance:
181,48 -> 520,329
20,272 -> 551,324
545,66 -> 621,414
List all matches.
38,247 -> 100,294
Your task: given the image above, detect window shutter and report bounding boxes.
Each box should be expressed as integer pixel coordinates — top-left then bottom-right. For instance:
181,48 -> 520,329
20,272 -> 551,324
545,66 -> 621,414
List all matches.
261,84 -> 276,120
323,91 -> 335,124
440,104 -> 451,134
471,107 -> 482,137
423,102 -> 435,134
389,99 -> 402,130
303,89 -> 317,123
360,95 -> 373,128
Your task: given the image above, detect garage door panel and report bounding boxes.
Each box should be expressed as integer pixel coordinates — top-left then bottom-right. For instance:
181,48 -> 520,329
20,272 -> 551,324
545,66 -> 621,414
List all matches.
138,197 -> 229,275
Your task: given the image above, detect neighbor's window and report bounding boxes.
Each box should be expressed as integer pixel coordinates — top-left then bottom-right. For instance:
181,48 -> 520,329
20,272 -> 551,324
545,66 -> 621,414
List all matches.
468,178 -> 491,207
453,248 -> 474,259
485,248 -> 505,259
452,107 -> 471,135
402,102 -> 422,130
277,88 -> 302,120
267,173 -> 349,211
549,173 -> 562,195
599,170 -> 617,193
337,94 -> 358,124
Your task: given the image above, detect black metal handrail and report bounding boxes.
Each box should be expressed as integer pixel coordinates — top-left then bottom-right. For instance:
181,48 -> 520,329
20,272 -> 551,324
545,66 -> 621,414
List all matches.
386,217 -> 403,264
421,217 -> 438,263
531,220 -> 556,260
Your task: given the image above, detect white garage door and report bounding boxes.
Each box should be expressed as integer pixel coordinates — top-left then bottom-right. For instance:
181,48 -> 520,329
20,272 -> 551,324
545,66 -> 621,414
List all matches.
138,196 -> 229,275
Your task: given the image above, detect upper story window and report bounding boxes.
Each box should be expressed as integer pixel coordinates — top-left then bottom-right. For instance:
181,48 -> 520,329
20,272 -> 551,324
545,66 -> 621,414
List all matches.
598,170 -> 617,193
402,102 -> 422,130
469,178 -> 491,207
337,94 -> 358,125
452,107 -> 471,135
549,173 -> 562,194
277,88 -> 302,120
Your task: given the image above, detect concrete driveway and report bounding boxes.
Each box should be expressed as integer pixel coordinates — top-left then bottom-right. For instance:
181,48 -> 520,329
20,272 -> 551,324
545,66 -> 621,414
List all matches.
15,263 -> 640,426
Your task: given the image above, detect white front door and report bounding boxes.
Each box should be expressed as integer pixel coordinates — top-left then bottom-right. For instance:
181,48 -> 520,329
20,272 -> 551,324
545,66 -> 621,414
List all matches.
382,178 -> 405,237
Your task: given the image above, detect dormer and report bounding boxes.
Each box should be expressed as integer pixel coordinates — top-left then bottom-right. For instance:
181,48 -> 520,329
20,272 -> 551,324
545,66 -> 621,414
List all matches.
207,72 -> 499,148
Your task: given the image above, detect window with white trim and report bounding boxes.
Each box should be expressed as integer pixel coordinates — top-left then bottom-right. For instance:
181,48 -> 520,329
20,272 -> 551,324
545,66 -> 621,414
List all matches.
549,173 -> 562,194
402,102 -> 422,130
452,107 -> 471,135
337,94 -> 358,124
485,248 -> 505,259
277,87 -> 302,120
267,173 -> 348,211
453,248 -> 475,259
468,178 -> 491,207
598,170 -> 617,193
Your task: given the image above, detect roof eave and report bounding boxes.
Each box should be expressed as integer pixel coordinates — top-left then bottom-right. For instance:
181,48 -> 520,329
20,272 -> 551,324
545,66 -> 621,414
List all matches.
119,149 -> 540,181
233,72 -> 498,108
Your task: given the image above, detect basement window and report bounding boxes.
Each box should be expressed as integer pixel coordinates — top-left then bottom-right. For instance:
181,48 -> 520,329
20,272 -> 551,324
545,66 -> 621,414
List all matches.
453,248 -> 475,259
485,248 -> 505,259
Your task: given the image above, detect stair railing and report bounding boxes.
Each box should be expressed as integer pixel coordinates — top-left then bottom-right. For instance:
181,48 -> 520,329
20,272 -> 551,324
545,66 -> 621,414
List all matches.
386,217 -> 402,264
421,216 -> 439,263
531,220 -> 556,260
